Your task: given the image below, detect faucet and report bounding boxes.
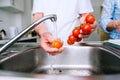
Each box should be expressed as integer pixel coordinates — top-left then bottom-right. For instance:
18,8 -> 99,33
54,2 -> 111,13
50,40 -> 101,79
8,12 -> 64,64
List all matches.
0,14 -> 57,54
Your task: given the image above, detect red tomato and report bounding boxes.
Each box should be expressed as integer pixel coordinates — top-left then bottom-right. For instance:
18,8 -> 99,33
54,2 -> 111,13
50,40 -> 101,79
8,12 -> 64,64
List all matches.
85,13 -> 95,24
52,39 -> 63,49
72,27 -> 80,37
68,34 -> 77,42
67,39 -> 74,45
76,37 -> 82,42
81,23 -> 92,35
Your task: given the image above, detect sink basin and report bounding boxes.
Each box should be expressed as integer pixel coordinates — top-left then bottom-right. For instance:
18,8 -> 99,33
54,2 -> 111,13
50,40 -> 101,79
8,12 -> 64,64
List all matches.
0,42 -> 120,76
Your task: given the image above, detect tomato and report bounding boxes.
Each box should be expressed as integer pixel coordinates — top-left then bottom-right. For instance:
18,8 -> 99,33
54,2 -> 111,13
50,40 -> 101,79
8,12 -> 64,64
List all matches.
85,13 -> 95,24
76,37 -> 82,42
67,39 -> 74,45
52,39 -> 63,49
72,27 -> 80,37
68,34 -> 77,43
81,23 -> 92,35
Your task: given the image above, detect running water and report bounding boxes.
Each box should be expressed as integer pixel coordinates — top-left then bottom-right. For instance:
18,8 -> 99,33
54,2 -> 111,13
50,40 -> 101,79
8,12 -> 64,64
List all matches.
53,21 -> 58,38
49,21 -> 58,74
50,56 -> 58,74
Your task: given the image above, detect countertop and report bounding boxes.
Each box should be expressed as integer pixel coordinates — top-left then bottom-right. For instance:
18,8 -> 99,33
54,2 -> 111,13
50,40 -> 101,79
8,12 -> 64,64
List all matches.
0,36 -> 39,44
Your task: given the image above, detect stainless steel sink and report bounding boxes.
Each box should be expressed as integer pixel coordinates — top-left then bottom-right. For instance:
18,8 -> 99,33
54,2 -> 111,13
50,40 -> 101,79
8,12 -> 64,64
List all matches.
0,43 -> 40,72
0,42 -> 120,76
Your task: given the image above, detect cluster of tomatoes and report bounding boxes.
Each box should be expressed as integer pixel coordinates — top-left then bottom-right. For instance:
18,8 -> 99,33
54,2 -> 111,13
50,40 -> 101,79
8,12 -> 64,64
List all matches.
67,13 -> 95,45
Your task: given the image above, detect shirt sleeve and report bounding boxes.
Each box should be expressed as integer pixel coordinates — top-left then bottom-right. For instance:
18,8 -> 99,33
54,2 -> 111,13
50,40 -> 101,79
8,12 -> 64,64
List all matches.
32,0 -> 44,14
99,0 -> 115,33
78,0 -> 93,14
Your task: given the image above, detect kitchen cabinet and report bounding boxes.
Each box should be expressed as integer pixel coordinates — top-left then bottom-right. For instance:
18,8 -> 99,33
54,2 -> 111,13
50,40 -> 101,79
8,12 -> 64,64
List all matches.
0,0 -> 24,13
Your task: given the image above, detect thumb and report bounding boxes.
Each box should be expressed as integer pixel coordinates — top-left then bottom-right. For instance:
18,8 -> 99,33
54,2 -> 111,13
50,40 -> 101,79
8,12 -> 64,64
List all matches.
45,32 -> 55,43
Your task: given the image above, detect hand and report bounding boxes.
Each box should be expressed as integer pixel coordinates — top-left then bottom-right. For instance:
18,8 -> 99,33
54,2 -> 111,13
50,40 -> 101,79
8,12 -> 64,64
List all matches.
40,32 -> 64,56
115,20 -> 120,32
78,21 -> 98,38
117,26 -> 120,32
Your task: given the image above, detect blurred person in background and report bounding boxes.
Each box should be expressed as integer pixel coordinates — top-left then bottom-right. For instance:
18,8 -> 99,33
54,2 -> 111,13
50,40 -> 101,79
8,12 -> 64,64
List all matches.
99,0 -> 120,39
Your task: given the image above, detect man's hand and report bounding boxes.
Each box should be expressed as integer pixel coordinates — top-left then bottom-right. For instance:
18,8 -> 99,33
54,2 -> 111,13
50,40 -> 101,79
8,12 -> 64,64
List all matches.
78,21 -> 98,38
115,20 -> 120,32
78,13 -> 98,38
40,32 -> 64,56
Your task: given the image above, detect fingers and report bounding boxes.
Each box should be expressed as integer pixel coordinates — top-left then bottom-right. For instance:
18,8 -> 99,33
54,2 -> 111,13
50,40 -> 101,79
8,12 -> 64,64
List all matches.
117,28 -> 120,32
116,26 -> 120,32
78,29 -> 90,38
78,33 -> 90,38
41,32 -> 54,43
91,21 -> 98,32
40,32 -> 64,56
91,21 -> 98,29
48,47 -> 64,56
42,45 -> 64,56
79,14 -> 88,25
40,41 -> 64,56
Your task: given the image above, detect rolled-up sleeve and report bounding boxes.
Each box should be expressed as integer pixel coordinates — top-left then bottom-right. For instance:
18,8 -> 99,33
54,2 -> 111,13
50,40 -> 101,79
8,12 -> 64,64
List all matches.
99,0 -> 115,33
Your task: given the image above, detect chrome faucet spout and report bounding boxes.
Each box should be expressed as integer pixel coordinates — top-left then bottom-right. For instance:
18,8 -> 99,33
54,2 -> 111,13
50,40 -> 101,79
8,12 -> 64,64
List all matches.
0,14 -> 57,54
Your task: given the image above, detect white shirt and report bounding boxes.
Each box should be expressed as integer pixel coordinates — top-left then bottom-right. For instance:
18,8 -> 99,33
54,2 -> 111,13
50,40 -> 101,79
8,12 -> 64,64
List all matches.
32,0 -> 93,45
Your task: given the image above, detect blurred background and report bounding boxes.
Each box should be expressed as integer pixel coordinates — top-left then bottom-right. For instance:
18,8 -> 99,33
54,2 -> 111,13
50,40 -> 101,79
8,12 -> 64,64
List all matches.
0,0 -> 106,41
